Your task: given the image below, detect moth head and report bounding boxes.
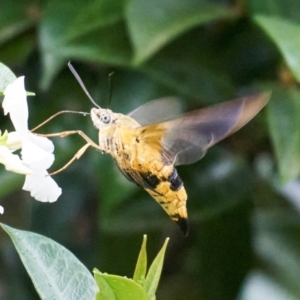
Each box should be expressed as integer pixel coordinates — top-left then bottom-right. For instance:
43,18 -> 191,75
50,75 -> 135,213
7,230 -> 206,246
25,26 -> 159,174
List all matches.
91,108 -> 115,129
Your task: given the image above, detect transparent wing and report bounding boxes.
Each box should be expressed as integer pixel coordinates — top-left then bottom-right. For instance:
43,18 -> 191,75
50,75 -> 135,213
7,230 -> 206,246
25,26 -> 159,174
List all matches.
137,93 -> 270,166
127,97 -> 182,125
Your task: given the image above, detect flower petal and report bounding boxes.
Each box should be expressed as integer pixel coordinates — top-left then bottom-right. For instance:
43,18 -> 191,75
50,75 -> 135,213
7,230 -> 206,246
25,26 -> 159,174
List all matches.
0,130 -> 8,146
28,132 -> 54,153
3,77 -> 29,135
6,131 -> 22,150
21,140 -> 54,171
0,206 -> 4,214
23,170 -> 62,202
0,146 -> 32,174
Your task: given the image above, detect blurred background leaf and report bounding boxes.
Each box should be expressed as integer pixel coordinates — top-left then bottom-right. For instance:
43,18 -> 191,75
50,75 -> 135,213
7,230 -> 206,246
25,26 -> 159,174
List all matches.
126,0 -> 237,64
266,85 -> 300,182
255,15 -> 300,81
1,0 -> 300,299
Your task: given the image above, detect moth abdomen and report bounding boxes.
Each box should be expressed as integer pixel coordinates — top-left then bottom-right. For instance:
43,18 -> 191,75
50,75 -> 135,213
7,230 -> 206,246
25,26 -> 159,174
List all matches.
140,171 -> 160,189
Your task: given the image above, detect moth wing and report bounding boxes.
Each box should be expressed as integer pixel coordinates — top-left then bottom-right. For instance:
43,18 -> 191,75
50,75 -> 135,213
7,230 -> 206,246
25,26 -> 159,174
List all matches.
128,97 -> 182,125
137,93 -> 270,166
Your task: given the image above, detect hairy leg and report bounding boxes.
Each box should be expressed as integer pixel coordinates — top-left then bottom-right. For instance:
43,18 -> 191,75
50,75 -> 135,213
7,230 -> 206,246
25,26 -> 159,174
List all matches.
34,130 -> 102,175
49,143 -> 91,175
35,130 -> 100,150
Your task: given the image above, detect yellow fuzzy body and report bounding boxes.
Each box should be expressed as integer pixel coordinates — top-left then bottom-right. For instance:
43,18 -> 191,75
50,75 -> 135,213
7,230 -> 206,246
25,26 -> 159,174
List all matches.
96,113 -> 188,233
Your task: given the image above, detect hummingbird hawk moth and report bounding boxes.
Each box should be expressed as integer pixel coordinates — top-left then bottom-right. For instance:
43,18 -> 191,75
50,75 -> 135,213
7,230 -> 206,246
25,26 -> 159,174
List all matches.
36,65 -> 269,236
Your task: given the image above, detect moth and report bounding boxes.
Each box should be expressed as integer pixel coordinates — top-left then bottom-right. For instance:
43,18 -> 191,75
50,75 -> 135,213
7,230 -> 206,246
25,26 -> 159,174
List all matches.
37,65 -> 269,236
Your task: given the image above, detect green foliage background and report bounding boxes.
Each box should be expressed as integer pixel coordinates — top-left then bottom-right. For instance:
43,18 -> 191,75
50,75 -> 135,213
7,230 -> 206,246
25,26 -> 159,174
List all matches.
1,0 -> 300,299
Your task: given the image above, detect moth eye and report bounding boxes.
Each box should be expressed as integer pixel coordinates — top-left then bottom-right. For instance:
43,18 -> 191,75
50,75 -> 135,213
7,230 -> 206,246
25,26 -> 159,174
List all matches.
100,113 -> 111,124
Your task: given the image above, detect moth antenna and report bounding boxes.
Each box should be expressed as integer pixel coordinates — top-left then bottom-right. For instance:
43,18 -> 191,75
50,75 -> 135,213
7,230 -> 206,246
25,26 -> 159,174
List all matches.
68,62 -> 101,108
31,110 -> 90,132
108,71 -> 115,107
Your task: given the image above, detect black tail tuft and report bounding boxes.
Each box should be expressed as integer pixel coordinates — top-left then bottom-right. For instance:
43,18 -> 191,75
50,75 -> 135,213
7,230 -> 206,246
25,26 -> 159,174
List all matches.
176,218 -> 189,237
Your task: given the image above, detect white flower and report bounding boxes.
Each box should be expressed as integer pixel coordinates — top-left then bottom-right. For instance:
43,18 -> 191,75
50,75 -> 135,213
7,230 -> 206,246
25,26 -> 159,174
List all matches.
0,130 -> 32,174
2,76 -> 62,203
0,205 -> 3,214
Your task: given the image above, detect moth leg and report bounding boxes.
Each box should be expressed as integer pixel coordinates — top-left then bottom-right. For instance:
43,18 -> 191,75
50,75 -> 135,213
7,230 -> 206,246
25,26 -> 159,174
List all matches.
48,143 -> 90,176
35,130 -> 101,150
36,130 -> 102,175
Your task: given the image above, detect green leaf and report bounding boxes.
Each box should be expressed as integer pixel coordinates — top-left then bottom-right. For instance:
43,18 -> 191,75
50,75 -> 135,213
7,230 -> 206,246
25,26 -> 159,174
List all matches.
144,238 -> 169,300
267,85 -> 300,181
94,270 -> 116,300
0,62 -> 17,91
39,0 -> 131,88
141,28 -> 236,102
0,223 -> 98,300
0,0 -> 37,65
0,0 -> 36,44
133,235 -> 147,286
255,15 -> 300,81
126,0 -> 235,64
247,0 -> 300,24
94,270 -> 149,300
